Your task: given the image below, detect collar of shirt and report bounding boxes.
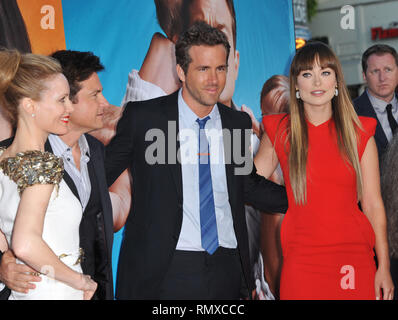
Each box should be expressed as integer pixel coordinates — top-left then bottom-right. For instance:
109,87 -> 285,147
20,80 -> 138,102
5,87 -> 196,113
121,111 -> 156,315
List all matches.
178,89 -> 220,129
366,89 -> 398,115
48,134 -> 91,162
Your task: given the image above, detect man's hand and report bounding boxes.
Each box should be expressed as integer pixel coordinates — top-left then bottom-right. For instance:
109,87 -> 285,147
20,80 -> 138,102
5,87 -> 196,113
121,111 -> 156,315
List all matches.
0,250 -> 41,294
89,104 -> 123,146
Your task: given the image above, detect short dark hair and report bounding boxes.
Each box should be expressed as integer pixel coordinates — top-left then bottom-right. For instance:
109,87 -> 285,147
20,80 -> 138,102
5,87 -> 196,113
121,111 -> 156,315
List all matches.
362,44 -> 398,73
50,50 -> 104,102
175,21 -> 230,74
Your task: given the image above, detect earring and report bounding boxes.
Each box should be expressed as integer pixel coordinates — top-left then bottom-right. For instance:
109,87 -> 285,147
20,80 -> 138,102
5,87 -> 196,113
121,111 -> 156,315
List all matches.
296,90 -> 300,99
31,113 -> 35,118
335,88 -> 339,96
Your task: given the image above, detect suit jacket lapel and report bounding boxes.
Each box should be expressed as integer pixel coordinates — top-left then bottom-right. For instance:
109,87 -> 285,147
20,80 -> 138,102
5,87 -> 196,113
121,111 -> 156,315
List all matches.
359,92 -> 389,150
161,91 -> 183,203
85,135 -> 114,257
45,138 -> 81,202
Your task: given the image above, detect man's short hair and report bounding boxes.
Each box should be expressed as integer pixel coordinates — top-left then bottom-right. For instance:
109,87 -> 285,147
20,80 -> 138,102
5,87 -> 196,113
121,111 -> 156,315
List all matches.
175,21 -> 230,74
51,50 -> 104,102
362,44 -> 398,74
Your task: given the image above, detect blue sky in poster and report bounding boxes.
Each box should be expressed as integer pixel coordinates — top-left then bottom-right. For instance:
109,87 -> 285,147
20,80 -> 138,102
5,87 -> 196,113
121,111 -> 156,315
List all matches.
61,0 -> 295,291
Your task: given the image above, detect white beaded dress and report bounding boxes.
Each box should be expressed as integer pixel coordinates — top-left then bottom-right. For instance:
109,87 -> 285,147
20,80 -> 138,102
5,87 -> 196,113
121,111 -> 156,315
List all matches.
0,148 -> 84,300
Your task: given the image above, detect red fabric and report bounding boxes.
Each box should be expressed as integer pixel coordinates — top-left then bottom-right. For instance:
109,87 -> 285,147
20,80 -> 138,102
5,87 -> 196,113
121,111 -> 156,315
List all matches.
262,113 -> 377,300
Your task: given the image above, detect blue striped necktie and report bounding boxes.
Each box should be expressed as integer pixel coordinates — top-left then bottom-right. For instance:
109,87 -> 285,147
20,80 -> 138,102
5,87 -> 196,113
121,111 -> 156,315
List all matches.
196,116 -> 219,254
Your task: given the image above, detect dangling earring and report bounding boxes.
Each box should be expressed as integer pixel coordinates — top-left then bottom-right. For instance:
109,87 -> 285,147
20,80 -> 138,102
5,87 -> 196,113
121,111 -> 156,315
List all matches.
296,90 -> 300,99
335,87 -> 339,97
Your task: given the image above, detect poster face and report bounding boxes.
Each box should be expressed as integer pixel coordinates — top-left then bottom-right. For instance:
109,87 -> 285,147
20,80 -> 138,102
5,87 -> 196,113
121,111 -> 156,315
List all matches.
1,0 -> 295,297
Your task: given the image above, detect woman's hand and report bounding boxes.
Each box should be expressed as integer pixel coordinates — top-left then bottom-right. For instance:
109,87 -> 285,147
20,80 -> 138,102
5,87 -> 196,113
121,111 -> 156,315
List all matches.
374,266 -> 394,300
79,274 -> 98,300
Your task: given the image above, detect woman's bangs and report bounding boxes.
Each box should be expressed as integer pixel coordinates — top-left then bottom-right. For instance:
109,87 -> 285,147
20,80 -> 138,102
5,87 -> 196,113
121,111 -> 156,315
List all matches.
293,43 -> 338,75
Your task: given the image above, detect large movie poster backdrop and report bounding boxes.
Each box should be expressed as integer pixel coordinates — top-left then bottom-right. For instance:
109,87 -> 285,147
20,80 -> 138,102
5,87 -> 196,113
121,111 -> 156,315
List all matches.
1,0 -> 295,297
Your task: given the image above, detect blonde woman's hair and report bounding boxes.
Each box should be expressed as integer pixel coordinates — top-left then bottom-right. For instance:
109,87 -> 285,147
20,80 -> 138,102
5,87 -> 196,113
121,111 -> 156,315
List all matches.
0,49 -> 62,127
288,42 -> 363,205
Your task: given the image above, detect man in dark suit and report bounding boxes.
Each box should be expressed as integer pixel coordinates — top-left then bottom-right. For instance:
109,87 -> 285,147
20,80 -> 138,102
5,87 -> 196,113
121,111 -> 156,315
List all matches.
354,44 -> 398,161
354,44 -> 398,300
0,51 -> 114,300
105,21 -> 287,300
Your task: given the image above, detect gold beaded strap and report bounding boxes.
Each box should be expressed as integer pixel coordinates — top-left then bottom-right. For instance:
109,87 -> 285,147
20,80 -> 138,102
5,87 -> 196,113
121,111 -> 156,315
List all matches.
0,149 -> 64,194
58,247 -> 85,266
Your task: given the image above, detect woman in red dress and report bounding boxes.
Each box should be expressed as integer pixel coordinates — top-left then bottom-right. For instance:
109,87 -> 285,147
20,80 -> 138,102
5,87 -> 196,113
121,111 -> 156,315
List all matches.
254,42 -> 394,300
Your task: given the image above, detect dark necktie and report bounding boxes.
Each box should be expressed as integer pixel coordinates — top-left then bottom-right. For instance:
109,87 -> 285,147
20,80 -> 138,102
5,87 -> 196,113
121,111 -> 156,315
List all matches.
196,116 -> 219,255
386,104 -> 398,135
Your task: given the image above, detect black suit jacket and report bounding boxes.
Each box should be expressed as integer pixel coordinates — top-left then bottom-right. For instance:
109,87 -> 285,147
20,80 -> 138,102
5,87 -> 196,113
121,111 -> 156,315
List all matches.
353,91 -> 392,160
0,134 -> 114,300
105,91 -> 288,299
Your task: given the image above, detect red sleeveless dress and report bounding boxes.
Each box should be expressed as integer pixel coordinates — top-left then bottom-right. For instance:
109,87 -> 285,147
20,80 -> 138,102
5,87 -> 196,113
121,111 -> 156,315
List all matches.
262,113 -> 377,300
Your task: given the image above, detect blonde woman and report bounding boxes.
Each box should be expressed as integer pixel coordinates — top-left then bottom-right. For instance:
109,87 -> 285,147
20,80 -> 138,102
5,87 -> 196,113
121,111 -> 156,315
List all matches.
0,49 -> 97,299
255,42 -> 394,300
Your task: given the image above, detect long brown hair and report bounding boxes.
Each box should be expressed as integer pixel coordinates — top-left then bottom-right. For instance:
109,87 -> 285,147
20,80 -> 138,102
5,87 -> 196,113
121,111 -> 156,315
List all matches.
288,42 -> 363,205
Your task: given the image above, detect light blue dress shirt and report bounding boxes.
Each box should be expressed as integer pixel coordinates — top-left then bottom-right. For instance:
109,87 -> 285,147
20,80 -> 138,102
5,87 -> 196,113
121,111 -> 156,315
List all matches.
367,89 -> 398,142
48,134 -> 91,211
176,89 -> 237,251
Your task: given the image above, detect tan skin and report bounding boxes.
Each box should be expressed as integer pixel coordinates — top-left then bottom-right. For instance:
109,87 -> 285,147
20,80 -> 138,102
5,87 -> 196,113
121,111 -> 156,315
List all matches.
0,108 -> 12,142
255,62 -> 394,300
363,53 -> 398,103
139,33 -> 181,95
176,45 -> 227,118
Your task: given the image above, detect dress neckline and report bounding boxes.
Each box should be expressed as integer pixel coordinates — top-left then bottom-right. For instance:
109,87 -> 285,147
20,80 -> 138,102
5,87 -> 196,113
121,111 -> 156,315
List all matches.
306,117 -> 333,129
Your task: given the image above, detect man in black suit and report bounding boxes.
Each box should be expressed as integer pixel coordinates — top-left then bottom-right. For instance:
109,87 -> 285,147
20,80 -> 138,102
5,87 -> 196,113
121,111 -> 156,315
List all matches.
354,44 -> 398,161
0,51 -> 114,300
105,21 -> 287,300
354,44 -> 398,300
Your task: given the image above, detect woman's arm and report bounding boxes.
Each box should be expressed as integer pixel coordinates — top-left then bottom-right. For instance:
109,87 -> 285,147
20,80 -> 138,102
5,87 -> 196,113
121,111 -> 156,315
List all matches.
11,184 -> 96,299
360,137 -> 394,300
254,131 -> 285,298
254,132 -> 279,178
0,231 -> 8,253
